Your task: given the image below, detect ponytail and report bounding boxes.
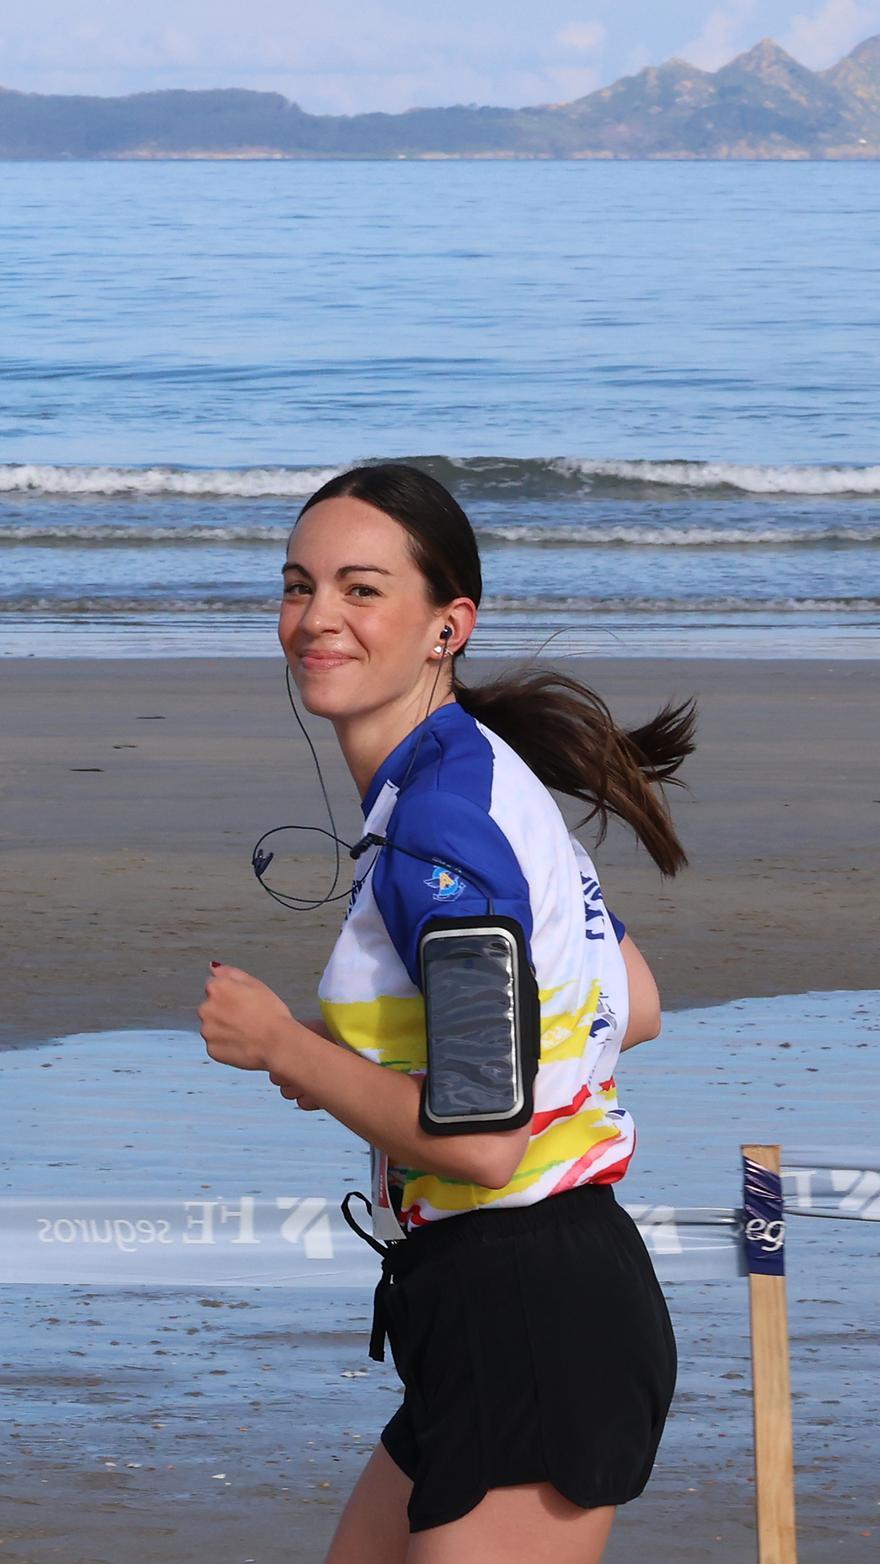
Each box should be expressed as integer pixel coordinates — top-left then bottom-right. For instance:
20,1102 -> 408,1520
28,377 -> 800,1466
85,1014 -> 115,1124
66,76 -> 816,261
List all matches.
294,462 -> 696,876
452,666 -> 697,877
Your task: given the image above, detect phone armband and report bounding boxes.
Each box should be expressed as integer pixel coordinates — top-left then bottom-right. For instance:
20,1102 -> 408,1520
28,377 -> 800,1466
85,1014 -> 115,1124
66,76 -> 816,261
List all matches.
417,915 -> 540,1137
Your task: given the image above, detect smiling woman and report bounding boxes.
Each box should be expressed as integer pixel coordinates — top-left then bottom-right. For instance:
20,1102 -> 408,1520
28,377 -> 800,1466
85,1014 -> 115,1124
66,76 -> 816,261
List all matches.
277,496 -> 477,794
201,460 -> 695,1564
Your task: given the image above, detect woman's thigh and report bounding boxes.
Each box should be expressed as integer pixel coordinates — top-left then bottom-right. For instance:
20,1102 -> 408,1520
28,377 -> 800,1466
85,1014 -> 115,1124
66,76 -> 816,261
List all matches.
322,1441 -> 413,1564
406,1483 -> 616,1564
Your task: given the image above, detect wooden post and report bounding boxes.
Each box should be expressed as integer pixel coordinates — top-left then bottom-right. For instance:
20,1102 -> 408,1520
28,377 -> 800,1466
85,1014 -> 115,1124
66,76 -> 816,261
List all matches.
741,1143 -> 798,1564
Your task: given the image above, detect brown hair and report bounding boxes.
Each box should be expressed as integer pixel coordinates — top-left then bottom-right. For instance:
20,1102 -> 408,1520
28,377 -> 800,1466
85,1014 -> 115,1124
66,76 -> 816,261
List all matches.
296,461 -> 697,876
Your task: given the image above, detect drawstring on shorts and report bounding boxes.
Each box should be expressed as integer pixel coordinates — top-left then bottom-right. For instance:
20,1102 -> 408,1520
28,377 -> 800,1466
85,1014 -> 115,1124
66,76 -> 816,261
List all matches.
340,1189 -> 405,1363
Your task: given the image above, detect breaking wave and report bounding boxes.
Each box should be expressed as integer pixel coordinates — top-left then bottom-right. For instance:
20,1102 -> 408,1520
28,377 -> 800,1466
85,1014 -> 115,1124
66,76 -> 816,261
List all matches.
3,455 -> 880,500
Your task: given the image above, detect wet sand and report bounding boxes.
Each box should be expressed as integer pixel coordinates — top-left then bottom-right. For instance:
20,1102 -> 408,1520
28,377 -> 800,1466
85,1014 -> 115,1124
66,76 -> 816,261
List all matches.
2,654 -> 879,1561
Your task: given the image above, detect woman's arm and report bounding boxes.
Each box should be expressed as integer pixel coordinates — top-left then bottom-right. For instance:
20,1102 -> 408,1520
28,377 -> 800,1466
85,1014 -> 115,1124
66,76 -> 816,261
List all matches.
301,1016 -> 335,1042
618,932 -> 662,1052
276,1015 -> 335,1109
265,1015 -> 527,1189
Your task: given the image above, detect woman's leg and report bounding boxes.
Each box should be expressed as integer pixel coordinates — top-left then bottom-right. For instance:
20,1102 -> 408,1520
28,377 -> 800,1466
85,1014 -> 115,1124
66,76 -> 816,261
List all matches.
407,1483 -> 615,1564
322,1441 -> 413,1564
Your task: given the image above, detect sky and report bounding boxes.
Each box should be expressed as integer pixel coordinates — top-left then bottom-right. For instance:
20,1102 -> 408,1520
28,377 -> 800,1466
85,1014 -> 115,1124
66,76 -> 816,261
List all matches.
0,0 -> 878,110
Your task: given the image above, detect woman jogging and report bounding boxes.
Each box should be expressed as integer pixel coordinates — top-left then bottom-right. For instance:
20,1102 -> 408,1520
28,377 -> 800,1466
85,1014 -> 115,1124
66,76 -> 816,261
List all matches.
198,462 -> 696,1564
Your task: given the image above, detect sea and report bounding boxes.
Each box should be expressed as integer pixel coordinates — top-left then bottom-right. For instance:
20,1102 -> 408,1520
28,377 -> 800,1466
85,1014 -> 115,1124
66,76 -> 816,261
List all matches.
1,158 -> 878,660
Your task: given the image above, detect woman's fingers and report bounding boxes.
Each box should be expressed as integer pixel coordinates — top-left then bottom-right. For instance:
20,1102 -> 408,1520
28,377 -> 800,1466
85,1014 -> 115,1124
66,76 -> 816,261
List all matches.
280,1087 -> 322,1109
268,1069 -> 320,1108
275,1083 -> 320,1109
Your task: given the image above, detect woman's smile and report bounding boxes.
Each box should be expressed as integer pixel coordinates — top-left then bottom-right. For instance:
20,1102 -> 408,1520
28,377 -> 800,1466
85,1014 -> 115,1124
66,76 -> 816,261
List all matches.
298,648 -> 358,671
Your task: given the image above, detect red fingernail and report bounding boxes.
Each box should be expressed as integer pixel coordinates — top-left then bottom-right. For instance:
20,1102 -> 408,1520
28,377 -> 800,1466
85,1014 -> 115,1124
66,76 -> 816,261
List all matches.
210,960 -> 221,968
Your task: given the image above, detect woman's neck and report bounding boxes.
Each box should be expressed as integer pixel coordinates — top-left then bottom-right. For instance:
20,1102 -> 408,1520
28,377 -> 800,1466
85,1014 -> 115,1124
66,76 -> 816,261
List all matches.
334,688 -> 456,801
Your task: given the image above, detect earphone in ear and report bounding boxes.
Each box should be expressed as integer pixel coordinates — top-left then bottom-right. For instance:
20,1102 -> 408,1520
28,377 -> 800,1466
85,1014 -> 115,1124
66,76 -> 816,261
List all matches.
434,625 -> 453,655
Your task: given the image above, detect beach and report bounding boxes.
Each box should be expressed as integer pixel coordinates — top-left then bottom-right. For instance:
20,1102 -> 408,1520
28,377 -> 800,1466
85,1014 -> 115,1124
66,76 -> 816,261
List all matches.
4,654 -> 877,1049
2,652 -> 878,1563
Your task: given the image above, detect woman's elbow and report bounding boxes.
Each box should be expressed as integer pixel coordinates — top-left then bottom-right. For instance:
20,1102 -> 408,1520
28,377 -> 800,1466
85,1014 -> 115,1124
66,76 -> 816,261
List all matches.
621,1001 -> 662,1051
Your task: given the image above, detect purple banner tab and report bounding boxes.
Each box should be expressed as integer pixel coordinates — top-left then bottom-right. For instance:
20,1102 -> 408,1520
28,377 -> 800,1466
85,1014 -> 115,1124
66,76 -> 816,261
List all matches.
742,1155 -> 785,1276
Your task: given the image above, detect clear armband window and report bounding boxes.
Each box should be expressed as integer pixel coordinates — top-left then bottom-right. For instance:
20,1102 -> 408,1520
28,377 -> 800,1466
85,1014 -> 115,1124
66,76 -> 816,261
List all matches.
417,915 -> 540,1137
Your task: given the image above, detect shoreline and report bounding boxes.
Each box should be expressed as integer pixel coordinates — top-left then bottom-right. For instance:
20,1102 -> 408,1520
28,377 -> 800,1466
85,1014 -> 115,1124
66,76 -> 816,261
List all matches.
3,654 -> 878,1049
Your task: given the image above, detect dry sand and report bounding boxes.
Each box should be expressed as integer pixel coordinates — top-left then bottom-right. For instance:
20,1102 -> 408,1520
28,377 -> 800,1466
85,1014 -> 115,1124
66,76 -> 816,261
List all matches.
3,655 -> 878,1049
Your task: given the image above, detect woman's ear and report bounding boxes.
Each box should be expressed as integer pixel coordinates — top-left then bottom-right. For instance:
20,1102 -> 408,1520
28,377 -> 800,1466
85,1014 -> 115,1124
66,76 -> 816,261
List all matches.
438,598 -> 478,656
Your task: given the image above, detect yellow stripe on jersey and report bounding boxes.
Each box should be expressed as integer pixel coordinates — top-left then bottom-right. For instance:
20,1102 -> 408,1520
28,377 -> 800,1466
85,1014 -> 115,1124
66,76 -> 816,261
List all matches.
321,978 -> 602,1072
403,1121 -> 624,1212
538,978 -> 602,1060
320,995 -> 426,1071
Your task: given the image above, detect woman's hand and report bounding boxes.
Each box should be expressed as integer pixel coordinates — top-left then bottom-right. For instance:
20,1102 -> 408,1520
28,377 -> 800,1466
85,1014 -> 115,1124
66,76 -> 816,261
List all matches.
267,1016 -> 332,1109
198,962 -> 294,1073
268,1071 -> 323,1111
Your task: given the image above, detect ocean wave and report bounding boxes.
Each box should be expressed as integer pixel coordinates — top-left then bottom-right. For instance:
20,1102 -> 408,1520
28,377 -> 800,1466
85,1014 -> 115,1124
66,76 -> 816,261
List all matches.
547,458 -> 880,497
3,456 -> 880,499
4,595 -> 878,616
482,595 -> 880,614
2,521 -> 879,548
0,463 -> 341,499
481,523 -> 880,547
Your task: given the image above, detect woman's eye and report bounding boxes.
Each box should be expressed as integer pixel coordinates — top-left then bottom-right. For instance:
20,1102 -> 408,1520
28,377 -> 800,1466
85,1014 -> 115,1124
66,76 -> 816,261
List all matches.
281,581 -> 378,600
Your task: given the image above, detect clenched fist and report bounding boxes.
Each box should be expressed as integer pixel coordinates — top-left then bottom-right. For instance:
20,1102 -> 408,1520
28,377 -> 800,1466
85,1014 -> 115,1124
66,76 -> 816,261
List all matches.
197,962 -> 293,1073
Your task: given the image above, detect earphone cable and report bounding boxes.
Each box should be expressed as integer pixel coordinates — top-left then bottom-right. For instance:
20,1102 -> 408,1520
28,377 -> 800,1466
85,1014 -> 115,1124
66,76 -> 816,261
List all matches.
284,660 -> 342,905
252,640 -> 453,913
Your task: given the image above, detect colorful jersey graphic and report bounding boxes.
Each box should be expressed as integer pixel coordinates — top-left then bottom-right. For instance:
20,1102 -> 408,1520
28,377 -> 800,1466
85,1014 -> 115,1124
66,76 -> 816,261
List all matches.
318,701 -> 635,1238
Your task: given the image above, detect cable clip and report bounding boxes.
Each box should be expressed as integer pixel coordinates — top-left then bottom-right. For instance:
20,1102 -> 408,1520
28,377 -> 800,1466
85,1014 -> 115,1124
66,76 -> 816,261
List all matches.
349,832 -> 387,862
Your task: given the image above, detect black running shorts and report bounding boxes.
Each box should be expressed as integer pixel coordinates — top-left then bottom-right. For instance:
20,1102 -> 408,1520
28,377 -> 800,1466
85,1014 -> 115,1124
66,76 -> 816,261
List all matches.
374,1182 -> 677,1533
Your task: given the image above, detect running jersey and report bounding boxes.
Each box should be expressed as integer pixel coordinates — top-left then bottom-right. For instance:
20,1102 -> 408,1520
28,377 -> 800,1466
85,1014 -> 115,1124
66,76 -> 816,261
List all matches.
318,700 -> 636,1239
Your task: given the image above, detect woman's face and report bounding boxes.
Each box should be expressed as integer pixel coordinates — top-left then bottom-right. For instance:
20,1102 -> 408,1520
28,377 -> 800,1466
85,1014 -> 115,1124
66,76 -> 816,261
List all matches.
278,496 -> 448,721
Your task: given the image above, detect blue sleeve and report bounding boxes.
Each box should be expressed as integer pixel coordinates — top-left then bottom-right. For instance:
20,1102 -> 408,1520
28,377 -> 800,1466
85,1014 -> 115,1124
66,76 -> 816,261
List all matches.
372,788 -> 534,988
608,909 -> 626,942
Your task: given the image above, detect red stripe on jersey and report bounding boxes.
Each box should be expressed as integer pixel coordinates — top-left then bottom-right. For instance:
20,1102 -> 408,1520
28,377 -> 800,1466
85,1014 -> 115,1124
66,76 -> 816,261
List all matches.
402,1200 -> 428,1228
532,1082 -> 593,1135
588,1145 -> 636,1185
547,1131 -> 624,1195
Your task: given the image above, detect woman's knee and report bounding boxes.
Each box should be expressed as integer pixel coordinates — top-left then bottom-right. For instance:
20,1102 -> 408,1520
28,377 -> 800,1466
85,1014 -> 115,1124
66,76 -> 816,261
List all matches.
322,1440 -> 413,1564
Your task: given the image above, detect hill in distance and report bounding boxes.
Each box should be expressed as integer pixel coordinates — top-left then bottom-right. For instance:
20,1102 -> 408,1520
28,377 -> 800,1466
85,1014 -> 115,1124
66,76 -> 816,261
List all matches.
1,34 -> 879,160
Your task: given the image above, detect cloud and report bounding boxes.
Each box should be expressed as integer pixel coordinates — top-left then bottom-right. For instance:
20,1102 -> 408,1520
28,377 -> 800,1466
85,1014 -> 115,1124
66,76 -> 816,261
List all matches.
780,0 -> 880,67
556,21 -> 607,52
0,3 -> 612,113
675,0 -> 761,70
534,65 -> 604,104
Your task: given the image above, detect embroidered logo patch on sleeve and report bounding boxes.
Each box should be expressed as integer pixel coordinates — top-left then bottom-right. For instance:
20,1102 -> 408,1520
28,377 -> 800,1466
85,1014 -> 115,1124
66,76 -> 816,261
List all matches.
425,865 -> 466,901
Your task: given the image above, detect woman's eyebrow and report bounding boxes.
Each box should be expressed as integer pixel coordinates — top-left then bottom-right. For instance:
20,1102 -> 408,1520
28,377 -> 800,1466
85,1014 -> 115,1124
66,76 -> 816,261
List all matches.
281,561 -> 393,579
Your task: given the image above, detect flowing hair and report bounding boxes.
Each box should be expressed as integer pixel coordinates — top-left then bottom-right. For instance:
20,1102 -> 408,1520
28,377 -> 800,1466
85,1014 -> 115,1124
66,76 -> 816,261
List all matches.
295,461 -> 697,876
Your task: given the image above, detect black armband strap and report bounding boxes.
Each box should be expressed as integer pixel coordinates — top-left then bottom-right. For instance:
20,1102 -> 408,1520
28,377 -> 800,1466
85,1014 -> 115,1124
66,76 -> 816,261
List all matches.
417,915 -> 540,1137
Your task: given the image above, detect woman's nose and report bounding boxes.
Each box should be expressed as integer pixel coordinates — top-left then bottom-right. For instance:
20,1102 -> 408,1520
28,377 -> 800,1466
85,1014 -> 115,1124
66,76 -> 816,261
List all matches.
298,589 -> 340,634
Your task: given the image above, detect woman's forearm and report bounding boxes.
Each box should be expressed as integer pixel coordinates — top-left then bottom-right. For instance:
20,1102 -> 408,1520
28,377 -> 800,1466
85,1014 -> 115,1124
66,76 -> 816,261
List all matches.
265,1014 -> 510,1187
302,1015 -> 336,1042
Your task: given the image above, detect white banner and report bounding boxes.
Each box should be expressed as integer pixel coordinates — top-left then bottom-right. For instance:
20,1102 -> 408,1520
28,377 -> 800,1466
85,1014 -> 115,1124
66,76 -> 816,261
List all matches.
0,1196 -> 746,1285
2,1164 -> 875,1286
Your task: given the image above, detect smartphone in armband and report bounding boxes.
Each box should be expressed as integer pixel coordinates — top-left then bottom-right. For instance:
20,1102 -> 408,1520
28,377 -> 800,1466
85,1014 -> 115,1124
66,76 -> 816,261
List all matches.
417,915 -> 541,1137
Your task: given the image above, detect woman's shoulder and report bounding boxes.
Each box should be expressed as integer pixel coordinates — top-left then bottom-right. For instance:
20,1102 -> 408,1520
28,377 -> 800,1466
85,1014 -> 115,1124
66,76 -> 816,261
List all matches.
411,703 -> 561,824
